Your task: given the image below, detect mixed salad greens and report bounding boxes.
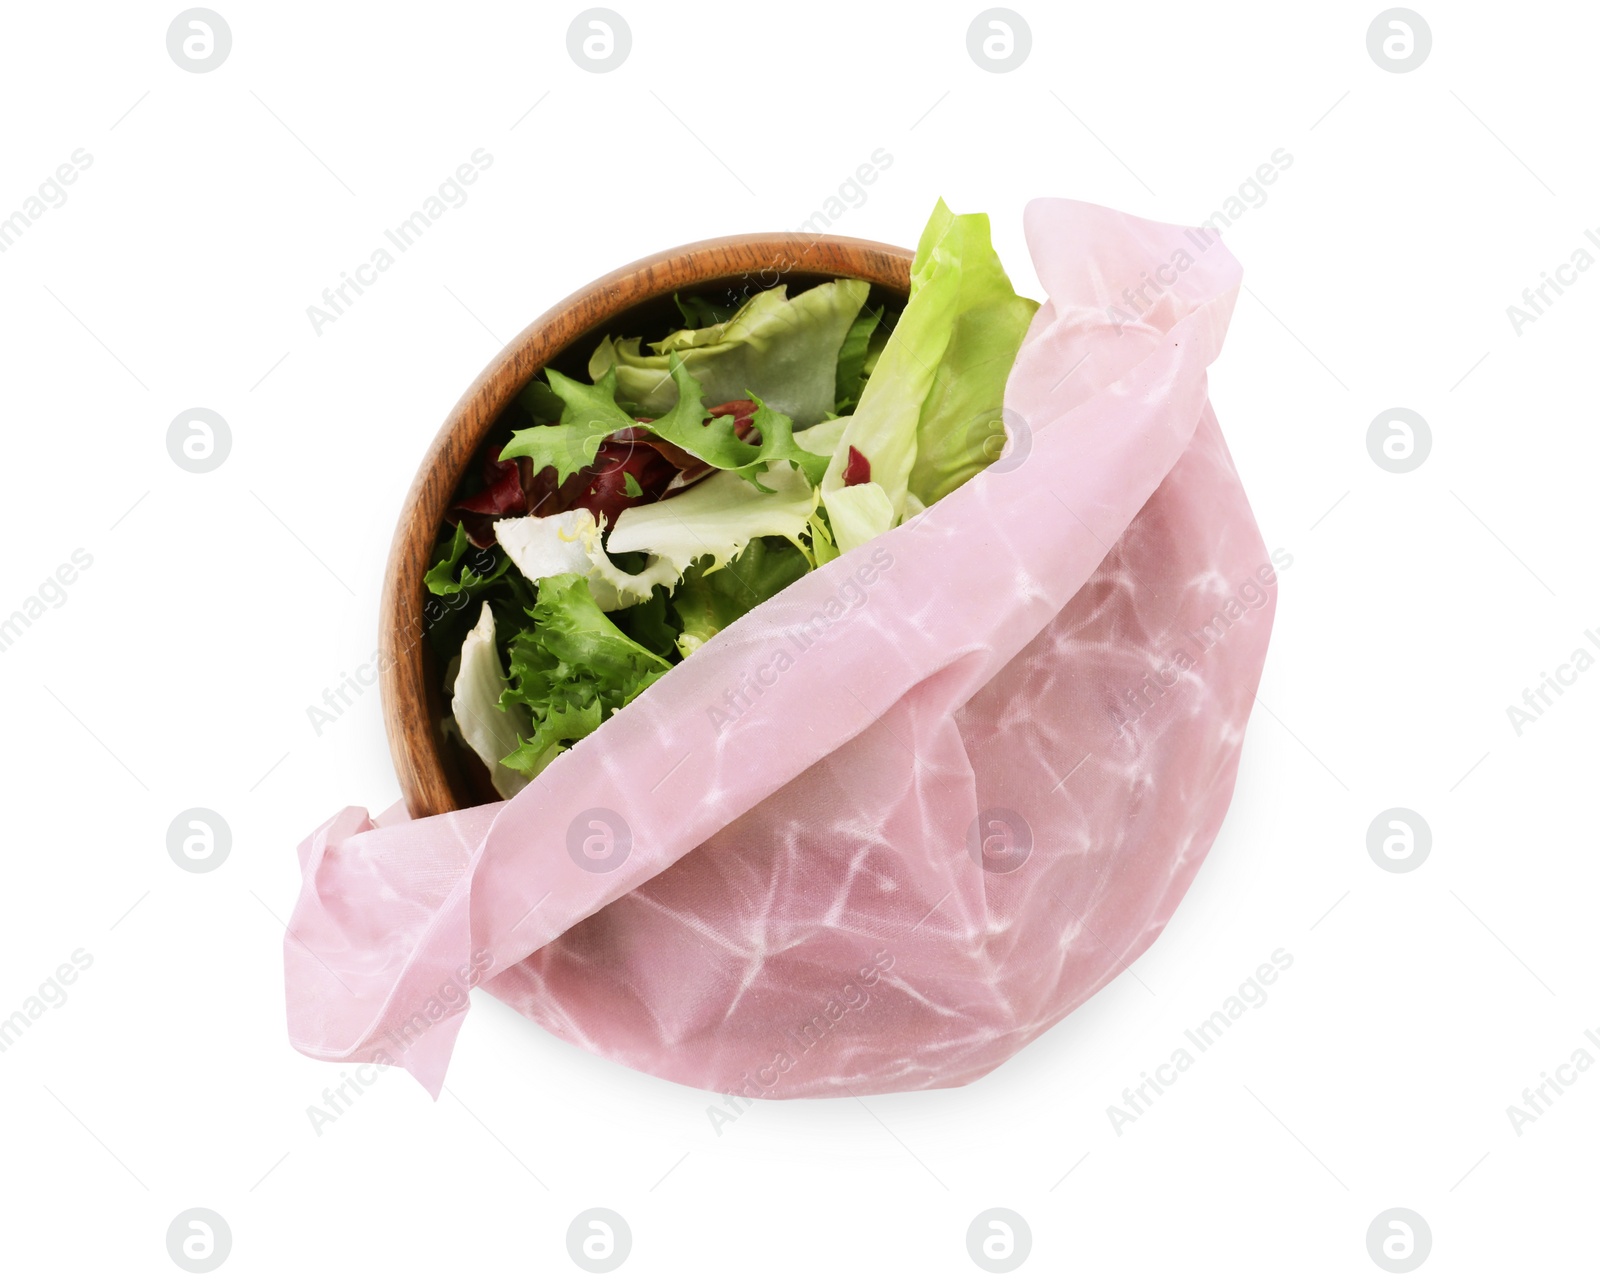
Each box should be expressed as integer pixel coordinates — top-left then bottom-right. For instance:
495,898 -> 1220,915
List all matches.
426,200 -> 1039,798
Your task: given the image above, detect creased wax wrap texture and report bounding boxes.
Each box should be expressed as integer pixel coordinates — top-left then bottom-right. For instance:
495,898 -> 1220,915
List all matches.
285,198 -> 1275,1099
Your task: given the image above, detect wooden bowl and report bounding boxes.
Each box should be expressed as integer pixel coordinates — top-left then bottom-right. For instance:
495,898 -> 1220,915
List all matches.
381,234 -> 915,818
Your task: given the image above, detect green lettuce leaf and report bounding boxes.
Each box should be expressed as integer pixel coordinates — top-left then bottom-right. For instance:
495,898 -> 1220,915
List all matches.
820,200 -> 1038,554
589,279 -> 871,429
793,416 -> 850,458
500,366 -> 634,483
905,225 -> 1039,505
819,480 -> 895,556
497,573 -> 670,777
833,304 -> 882,414
611,584 -> 680,659
500,701 -> 604,778
672,537 -> 812,657
674,292 -> 739,328
515,377 -> 566,425
644,357 -> 829,488
607,460 -> 819,574
806,504 -> 840,566
422,523 -> 534,662
423,521 -> 512,596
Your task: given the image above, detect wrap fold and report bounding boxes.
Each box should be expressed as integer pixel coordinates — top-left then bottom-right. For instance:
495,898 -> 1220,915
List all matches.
285,198 -> 1276,1099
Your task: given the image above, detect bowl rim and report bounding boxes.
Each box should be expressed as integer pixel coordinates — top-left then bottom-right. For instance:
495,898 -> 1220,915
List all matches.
380,232 -> 917,818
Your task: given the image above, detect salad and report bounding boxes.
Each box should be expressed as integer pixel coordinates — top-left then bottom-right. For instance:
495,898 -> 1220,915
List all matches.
425,200 -> 1038,799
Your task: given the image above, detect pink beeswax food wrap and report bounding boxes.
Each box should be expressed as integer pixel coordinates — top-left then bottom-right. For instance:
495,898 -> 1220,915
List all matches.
285,197 -> 1276,1099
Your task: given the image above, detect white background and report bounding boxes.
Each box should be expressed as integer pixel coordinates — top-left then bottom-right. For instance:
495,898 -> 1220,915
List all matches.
2,1 -> 1595,1277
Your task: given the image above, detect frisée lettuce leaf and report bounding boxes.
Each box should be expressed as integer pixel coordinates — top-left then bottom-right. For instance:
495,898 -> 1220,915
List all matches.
644,357 -> 829,489
500,366 -> 636,484
497,573 -> 671,777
